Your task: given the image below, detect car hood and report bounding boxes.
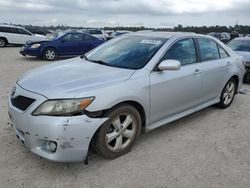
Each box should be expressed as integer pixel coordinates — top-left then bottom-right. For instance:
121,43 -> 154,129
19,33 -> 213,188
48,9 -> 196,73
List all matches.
235,51 -> 250,62
31,34 -> 46,41
26,39 -> 50,45
17,57 -> 136,99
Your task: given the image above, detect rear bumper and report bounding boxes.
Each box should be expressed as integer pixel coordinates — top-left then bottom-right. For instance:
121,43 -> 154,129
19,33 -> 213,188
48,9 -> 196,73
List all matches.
8,84 -> 108,162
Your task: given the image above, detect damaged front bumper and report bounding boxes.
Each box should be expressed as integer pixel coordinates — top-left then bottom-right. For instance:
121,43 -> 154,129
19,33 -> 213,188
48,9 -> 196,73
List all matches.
8,84 -> 108,162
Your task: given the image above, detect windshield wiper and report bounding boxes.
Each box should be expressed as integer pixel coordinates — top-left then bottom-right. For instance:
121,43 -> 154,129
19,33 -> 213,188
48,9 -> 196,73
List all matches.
88,59 -> 112,67
81,55 -> 112,67
91,60 -> 109,65
80,54 -> 88,60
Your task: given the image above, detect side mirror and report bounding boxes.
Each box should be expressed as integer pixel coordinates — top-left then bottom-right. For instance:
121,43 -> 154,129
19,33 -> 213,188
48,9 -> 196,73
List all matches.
61,39 -> 65,43
158,59 -> 181,71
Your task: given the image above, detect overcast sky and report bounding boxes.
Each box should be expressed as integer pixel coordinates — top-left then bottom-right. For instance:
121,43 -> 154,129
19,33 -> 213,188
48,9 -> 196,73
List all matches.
0,0 -> 250,28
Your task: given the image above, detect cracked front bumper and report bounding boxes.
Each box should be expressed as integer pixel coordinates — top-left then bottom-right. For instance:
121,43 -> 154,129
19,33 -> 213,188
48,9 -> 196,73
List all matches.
8,84 -> 108,162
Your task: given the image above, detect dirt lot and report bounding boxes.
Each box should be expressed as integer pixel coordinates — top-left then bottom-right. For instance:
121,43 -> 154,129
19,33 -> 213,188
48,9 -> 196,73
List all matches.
1,47 -> 250,188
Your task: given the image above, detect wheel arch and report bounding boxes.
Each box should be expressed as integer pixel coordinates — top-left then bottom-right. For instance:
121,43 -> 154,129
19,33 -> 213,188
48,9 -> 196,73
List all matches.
88,100 -> 147,153
42,46 -> 58,53
231,75 -> 239,93
109,100 -> 146,130
42,46 -> 58,60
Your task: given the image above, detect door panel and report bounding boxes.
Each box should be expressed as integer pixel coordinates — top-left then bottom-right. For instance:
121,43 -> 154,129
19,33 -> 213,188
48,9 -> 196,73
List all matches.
150,37 -> 203,124
199,58 -> 230,102
196,38 -> 230,102
59,40 -> 81,55
79,35 -> 98,54
6,28 -> 21,44
150,63 -> 203,124
16,28 -> 32,44
79,40 -> 93,54
57,34 -> 82,55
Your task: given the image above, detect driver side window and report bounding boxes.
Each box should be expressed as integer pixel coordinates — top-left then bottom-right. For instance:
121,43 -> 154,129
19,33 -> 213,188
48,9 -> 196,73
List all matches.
63,34 -> 83,41
161,38 -> 197,66
63,34 -> 72,41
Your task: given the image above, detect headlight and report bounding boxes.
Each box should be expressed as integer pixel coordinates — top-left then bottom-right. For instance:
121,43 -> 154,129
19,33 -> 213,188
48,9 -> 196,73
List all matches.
31,43 -> 41,48
32,97 -> 95,116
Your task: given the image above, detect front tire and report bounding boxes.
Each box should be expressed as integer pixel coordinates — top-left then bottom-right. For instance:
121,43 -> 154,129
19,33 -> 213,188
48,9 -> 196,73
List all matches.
43,48 -> 57,61
217,78 -> 237,108
95,104 -> 141,158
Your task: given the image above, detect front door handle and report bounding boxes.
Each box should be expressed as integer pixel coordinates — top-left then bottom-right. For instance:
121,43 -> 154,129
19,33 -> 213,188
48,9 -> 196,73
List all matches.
193,69 -> 201,76
226,62 -> 232,67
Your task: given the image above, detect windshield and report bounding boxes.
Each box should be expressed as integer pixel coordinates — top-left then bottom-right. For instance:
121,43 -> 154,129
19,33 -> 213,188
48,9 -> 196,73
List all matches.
111,32 -> 122,36
86,35 -> 167,70
228,40 -> 250,52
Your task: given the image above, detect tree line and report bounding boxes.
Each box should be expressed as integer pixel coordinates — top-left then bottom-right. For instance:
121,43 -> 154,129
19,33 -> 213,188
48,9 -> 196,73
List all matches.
6,23 -> 250,34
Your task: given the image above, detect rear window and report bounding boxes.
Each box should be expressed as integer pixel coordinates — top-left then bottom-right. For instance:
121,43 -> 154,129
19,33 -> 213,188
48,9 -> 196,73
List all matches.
198,38 -> 220,61
227,40 -> 250,52
89,30 -> 102,35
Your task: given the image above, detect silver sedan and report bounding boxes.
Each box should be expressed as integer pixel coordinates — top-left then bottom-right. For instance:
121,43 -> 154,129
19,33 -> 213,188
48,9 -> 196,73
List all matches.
8,32 -> 245,162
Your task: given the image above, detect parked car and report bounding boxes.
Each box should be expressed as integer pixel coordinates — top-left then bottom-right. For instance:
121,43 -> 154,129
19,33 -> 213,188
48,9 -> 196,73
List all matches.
24,28 -> 47,36
227,37 -> 250,82
106,31 -> 131,40
8,32 -> 244,162
0,24 -> 46,47
84,29 -> 106,40
20,31 -> 104,60
208,32 -> 230,43
230,31 -> 239,40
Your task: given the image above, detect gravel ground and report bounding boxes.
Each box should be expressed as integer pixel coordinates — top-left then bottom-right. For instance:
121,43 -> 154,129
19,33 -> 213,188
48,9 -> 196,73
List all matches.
1,47 -> 250,188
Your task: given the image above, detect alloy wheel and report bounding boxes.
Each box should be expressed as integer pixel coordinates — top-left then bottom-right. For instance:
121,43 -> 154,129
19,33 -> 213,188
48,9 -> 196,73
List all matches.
45,49 -> 56,60
105,113 -> 136,152
223,81 -> 235,105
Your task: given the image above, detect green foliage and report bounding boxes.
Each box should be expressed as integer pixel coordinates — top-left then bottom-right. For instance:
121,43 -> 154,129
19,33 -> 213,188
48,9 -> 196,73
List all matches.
8,23 -> 250,34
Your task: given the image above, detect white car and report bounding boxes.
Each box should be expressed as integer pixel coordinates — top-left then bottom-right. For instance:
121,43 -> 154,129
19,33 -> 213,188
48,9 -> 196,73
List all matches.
84,29 -> 106,40
0,24 -> 46,47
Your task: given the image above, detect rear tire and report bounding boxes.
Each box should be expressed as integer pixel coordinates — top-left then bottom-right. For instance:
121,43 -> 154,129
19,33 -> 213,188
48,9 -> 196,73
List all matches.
216,78 -> 237,108
95,104 -> 141,158
43,48 -> 57,61
0,38 -> 7,47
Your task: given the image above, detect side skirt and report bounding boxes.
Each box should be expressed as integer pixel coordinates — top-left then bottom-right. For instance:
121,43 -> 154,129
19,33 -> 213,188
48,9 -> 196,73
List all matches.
146,98 -> 220,131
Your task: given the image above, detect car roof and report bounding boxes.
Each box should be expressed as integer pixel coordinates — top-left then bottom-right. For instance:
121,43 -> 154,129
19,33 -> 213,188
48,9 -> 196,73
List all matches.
63,31 -> 87,35
86,29 -> 102,31
0,24 -> 23,29
62,31 -> 98,38
126,31 -> 200,39
232,37 -> 250,41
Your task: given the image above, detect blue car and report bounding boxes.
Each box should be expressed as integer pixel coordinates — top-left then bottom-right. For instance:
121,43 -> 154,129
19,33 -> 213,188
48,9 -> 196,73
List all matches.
20,31 -> 104,60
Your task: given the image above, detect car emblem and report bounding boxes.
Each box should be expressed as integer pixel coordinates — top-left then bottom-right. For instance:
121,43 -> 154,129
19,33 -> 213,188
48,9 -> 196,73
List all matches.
11,86 -> 16,97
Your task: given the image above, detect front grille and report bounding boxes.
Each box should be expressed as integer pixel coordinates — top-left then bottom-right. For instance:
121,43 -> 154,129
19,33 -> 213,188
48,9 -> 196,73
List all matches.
11,95 -> 36,111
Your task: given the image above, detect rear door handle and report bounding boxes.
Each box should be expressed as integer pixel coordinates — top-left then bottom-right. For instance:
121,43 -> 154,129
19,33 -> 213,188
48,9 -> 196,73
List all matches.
193,69 -> 201,76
